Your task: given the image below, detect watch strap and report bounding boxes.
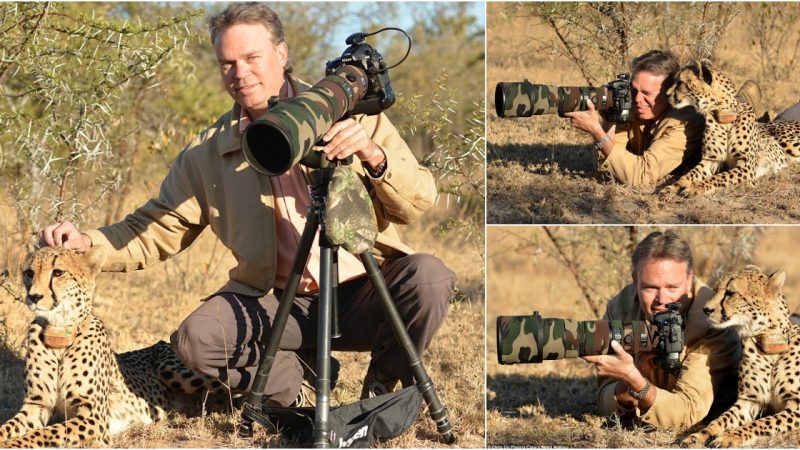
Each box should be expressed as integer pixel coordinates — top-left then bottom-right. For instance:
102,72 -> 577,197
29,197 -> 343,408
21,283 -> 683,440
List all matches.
626,380 -> 651,401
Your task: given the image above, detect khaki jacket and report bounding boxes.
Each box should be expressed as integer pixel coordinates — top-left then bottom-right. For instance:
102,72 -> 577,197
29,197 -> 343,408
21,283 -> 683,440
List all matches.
599,107 -> 704,187
85,79 -> 436,297
597,279 -> 741,429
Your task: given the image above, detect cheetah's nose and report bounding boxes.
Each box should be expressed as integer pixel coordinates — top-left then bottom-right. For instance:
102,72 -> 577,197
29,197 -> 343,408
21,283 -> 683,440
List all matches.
703,307 -> 714,316
28,294 -> 43,304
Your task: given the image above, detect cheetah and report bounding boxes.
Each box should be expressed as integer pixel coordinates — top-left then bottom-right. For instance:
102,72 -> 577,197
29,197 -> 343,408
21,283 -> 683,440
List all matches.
0,246 -> 224,447
663,61 -> 800,196
681,266 -> 800,448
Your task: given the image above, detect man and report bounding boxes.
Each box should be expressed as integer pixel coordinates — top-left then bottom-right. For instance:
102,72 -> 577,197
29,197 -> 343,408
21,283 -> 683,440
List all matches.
565,50 -> 705,187
38,3 -> 456,407
583,230 -> 741,428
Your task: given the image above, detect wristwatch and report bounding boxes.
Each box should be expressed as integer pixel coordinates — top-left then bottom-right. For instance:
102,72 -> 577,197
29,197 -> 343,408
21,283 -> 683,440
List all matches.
626,380 -> 651,401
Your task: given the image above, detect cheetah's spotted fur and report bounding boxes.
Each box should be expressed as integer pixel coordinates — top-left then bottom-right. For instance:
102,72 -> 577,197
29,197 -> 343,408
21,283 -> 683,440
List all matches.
0,246 -> 224,447
681,266 -> 800,448
664,61 -> 800,196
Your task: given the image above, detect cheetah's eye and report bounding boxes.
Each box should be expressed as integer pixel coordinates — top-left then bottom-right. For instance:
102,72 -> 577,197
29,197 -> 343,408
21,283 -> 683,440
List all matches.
725,289 -> 735,297
52,269 -> 65,278
22,269 -> 34,279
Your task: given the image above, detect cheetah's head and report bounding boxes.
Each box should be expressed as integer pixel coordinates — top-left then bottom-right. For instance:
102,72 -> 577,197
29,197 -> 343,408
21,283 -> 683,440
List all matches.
22,246 -> 106,328
667,61 -> 738,117
702,265 -> 789,338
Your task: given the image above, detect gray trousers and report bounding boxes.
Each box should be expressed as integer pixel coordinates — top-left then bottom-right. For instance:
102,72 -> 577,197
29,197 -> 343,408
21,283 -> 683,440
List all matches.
170,253 -> 456,406
775,102 -> 800,122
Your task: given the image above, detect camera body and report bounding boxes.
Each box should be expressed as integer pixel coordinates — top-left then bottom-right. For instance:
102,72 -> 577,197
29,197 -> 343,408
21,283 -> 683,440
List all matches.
325,32 -> 396,117
603,73 -> 633,124
494,73 -> 634,124
651,303 -> 684,372
497,302 -> 685,373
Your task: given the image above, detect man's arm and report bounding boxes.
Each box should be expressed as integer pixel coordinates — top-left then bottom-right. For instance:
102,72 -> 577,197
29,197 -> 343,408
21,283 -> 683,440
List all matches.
598,118 -> 693,187
353,113 -> 437,224
82,148 -> 207,271
586,341 -> 658,415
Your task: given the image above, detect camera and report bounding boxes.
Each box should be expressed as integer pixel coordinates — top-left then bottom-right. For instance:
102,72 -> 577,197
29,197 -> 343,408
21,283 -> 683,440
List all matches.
242,30 -> 401,177
494,74 -> 633,124
496,303 -> 684,373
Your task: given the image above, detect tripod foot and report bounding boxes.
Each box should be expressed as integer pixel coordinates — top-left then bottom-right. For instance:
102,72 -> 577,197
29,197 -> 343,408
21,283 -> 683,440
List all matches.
237,418 -> 254,438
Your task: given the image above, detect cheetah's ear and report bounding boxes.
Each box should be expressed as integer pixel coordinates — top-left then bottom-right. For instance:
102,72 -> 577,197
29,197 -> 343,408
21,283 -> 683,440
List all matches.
698,61 -> 713,86
25,237 -> 38,255
767,269 -> 786,295
84,245 -> 107,274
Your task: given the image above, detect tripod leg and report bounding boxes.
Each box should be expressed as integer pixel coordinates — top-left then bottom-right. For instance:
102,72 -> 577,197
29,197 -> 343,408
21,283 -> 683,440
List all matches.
359,253 -> 456,444
239,217 -> 319,437
313,244 -> 334,448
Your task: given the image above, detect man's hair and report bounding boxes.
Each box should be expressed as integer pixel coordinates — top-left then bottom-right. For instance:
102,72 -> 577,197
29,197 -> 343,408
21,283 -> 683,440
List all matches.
207,2 -> 293,73
631,230 -> 694,274
631,50 -> 680,91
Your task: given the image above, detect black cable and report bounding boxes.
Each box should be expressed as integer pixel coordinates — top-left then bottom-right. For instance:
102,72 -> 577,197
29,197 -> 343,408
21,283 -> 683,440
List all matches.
365,27 -> 412,70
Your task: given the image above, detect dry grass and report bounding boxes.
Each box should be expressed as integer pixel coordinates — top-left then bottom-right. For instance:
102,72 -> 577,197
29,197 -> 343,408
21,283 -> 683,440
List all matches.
487,3 -> 800,224
487,226 -> 800,447
0,193 -> 485,447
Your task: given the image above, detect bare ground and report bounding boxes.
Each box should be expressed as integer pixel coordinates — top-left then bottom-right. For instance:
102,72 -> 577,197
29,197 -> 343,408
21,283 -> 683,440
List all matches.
487,134 -> 800,224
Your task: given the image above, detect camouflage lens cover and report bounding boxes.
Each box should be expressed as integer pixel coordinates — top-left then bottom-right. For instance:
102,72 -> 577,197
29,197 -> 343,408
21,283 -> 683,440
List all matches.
495,81 -> 558,118
243,65 -> 369,176
325,166 -> 378,254
497,313 -> 656,365
497,314 -> 586,364
494,81 -> 615,118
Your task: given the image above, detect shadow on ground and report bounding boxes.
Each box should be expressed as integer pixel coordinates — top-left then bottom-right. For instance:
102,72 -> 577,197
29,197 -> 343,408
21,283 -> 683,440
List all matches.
487,373 -> 596,419
487,142 -> 800,224
488,142 -> 599,176
0,344 -> 25,422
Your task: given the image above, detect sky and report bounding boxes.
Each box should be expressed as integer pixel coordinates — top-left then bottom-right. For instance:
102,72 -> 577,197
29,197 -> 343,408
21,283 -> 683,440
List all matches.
329,1 -> 486,48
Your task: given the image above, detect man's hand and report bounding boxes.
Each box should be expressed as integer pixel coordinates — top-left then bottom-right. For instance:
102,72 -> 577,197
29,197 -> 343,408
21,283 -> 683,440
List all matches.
563,98 -> 607,139
321,118 -> 385,170
584,341 -> 657,412
39,221 -> 92,251
582,340 -> 641,385
635,351 -> 658,380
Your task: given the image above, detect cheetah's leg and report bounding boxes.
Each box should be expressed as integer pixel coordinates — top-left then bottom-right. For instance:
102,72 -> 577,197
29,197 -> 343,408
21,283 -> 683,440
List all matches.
680,159 -> 757,196
664,159 -> 724,194
712,404 -> 800,448
0,325 -> 59,441
681,399 -> 762,447
664,119 -> 729,194
2,401 -> 110,448
152,341 -> 225,395
681,120 -> 760,196
764,122 -> 800,157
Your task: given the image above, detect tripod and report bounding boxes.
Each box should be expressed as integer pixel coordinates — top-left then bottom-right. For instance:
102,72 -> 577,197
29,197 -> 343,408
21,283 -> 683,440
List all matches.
237,160 -> 455,448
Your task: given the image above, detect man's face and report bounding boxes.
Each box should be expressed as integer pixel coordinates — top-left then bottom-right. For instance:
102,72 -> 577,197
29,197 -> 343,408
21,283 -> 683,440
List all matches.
215,22 -> 288,117
633,258 -> 693,321
631,70 -> 670,121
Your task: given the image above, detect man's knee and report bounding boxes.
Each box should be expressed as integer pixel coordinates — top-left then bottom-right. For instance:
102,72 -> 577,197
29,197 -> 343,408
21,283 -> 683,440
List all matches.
170,313 -> 222,373
393,253 -> 456,311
